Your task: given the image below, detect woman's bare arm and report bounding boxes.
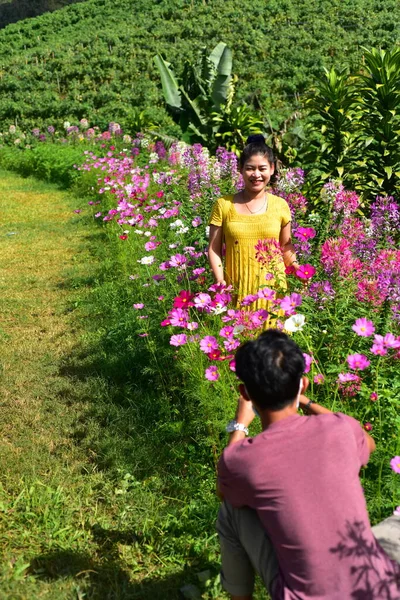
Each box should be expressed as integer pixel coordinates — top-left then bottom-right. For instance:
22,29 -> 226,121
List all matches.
208,225 -> 226,284
279,222 -> 299,270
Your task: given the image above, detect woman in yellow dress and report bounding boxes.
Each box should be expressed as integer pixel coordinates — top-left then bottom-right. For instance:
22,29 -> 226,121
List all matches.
208,136 -> 299,311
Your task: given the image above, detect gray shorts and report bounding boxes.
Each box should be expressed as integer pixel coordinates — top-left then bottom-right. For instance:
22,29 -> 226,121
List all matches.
216,502 -> 400,597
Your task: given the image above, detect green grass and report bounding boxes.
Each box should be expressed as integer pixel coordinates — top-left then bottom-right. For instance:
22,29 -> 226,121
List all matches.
0,170 -> 235,599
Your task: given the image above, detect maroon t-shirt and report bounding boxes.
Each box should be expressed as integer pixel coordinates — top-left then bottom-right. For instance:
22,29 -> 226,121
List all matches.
218,412 -> 400,599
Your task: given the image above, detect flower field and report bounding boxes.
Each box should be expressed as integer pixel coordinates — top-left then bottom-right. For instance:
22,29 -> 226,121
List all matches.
0,124 -> 399,595
59,128 -> 399,523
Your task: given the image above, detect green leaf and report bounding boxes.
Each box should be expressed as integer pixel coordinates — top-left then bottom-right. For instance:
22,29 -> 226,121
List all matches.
384,166 -> 393,178
153,55 -> 182,111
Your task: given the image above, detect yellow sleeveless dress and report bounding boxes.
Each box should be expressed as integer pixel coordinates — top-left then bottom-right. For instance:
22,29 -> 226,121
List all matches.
209,193 -> 291,311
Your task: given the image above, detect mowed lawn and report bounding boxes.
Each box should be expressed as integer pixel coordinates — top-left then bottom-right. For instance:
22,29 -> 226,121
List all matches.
0,170 -> 227,600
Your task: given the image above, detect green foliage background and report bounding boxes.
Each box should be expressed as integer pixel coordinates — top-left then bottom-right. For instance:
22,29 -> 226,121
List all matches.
0,0 -> 399,132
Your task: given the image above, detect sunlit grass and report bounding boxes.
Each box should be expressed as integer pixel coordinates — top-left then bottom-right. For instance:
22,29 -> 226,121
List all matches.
0,170 -> 232,599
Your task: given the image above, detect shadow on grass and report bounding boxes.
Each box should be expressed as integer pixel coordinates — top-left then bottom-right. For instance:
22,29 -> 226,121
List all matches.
30,528 -> 218,600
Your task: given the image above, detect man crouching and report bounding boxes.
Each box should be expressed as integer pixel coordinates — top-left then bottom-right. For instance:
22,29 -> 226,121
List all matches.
217,329 -> 400,600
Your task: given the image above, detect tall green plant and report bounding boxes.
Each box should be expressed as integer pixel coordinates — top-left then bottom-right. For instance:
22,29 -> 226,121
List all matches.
305,67 -> 358,181
353,47 -> 400,196
303,48 -> 400,201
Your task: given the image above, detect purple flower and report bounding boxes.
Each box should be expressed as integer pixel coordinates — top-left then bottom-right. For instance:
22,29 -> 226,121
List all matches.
280,293 -> 302,315
205,365 -> 219,381
347,354 -> 370,370
303,353 -> 313,373
390,456 -> 400,474
170,334 -> 187,347
352,318 -> 375,337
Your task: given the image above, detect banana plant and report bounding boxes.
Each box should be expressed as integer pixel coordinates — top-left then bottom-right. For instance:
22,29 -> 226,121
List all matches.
154,42 -> 236,148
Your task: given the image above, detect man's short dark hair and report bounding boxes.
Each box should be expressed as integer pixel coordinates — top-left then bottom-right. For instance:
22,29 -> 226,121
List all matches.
235,329 -> 305,411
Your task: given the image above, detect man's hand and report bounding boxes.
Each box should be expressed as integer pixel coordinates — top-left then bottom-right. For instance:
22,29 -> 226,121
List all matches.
235,393 -> 256,428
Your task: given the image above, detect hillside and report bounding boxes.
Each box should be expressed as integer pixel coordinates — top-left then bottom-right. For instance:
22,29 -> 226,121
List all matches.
0,0 -> 399,132
0,1 -> 83,29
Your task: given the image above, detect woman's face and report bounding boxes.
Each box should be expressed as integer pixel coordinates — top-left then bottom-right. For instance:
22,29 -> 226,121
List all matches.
241,153 -> 274,193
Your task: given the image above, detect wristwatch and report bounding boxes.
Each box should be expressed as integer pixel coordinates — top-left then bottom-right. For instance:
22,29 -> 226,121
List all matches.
226,419 -> 249,435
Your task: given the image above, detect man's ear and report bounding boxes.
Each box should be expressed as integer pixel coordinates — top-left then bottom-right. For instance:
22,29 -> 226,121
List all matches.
301,375 -> 310,393
239,383 -> 251,401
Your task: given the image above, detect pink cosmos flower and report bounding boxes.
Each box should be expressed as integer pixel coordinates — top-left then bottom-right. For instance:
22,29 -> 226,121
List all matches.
364,423 -> 373,432
370,343 -> 387,356
352,318 -> 375,337
370,392 -> 378,401
160,319 -> 171,327
157,296 -> 164,301
205,365 -> 219,381
280,293 -> 302,315
303,353 -> 313,374
338,373 -> 360,383
257,287 -> 276,301
390,456 -> 400,474
159,261 -> 171,271
145,241 -> 158,251
173,290 -> 195,309
170,334 -> 187,347
382,333 -> 400,349
220,326 -> 235,338
296,264 -> 316,280
199,336 -> 219,353
186,322 -> 198,331
169,308 -> 189,328
393,506 -> 400,517
138,333 -> 149,337
194,293 -> 212,309
192,267 -> 206,276
224,338 -> 241,351
192,216 -> 203,227
347,354 -> 370,370
229,359 -> 236,372
314,373 -> 325,385
133,303 -> 144,309
169,253 -> 187,268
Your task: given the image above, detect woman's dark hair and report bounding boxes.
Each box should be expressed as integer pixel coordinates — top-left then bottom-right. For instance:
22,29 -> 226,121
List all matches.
235,329 -> 305,411
239,135 -> 277,183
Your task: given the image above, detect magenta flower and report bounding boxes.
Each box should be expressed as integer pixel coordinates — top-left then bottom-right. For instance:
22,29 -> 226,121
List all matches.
192,216 -> 203,227
145,241 -> 158,251
390,456 -> 400,474
296,264 -> 316,279
192,267 -> 206,276
170,334 -> 187,347
352,318 -> 375,337
347,353 -> 370,370
160,318 -> 171,327
364,423 -> 373,432
314,373 -> 325,385
229,359 -> 236,372
173,290 -> 195,309
133,303 -> 144,309
199,336 -> 219,354
159,261 -> 171,271
205,365 -> 219,381
294,226 -> 316,241
303,353 -> 313,373
370,392 -> 378,401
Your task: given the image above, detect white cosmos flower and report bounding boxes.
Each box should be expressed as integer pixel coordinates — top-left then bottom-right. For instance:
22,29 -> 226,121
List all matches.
138,256 -> 155,265
284,314 -> 306,332
170,219 -> 184,229
176,226 -> 189,234
210,304 -> 227,315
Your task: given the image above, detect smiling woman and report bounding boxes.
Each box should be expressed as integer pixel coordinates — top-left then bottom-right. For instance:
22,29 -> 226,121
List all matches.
208,135 -> 299,311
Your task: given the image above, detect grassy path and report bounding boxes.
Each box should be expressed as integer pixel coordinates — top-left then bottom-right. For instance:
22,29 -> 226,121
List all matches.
0,171 -> 209,600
